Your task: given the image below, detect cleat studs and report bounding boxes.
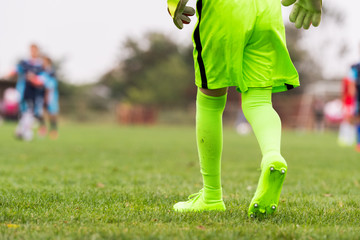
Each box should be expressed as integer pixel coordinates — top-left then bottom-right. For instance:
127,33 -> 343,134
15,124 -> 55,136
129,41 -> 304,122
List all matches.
272,205 -> 276,210
254,203 -> 258,208
281,169 -> 286,174
270,167 -> 275,172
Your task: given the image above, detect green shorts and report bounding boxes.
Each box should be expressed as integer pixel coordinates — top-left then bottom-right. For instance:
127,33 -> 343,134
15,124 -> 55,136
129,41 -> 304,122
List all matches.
192,0 -> 299,93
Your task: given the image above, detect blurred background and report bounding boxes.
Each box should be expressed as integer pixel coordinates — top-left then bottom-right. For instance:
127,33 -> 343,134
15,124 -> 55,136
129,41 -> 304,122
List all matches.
1,2 -> 360,237
0,0 -> 359,130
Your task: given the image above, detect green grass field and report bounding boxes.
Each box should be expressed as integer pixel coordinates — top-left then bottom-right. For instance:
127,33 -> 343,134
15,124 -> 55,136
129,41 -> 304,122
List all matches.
0,123 -> 359,239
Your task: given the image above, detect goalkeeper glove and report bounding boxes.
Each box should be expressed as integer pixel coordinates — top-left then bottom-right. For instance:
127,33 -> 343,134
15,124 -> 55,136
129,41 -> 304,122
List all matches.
282,0 -> 322,29
167,0 -> 195,30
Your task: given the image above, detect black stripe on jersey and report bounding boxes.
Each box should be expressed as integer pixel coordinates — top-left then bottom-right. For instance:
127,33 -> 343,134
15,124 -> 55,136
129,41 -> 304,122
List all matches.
194,0 -> 208,89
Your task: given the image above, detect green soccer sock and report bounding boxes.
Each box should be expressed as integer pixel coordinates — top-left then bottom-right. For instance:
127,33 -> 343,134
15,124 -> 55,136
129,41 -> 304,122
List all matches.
196,90 -> 227,201
242,88 -> 287,217
241,88 -> 282,162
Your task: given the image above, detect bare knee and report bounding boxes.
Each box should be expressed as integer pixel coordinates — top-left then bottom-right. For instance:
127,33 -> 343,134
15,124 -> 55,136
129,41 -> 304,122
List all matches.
199,87 -> 228,97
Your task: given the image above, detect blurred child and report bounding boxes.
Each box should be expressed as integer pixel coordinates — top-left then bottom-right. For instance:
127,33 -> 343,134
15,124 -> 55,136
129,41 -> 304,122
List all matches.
28,56 -> 59,139
350,63 -> 360,151
6,44 -> 44,115
5,44 -> 45,140
42,57 -> 59,139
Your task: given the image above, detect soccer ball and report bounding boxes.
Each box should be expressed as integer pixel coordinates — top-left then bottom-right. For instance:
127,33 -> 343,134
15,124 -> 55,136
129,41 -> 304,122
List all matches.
15,112 -> 35,141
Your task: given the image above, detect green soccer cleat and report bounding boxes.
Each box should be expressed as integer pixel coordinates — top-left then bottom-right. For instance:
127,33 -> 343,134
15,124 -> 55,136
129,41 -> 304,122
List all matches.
173,189 -> 226,212
248,155 -> 287,218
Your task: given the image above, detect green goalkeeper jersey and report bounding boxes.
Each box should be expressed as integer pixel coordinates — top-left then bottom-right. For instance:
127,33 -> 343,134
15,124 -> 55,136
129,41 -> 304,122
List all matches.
192,0 -> 299,93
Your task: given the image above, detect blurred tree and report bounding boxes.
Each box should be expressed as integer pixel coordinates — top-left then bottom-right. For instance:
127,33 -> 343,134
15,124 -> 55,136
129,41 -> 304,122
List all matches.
51,59 -> 77,99
284,3 -> 345,94
284,3 -> 346,91
50,59 -> 93,117
98,32 -> 195,107
97,5 -> 345,109
285,25 -> 323,94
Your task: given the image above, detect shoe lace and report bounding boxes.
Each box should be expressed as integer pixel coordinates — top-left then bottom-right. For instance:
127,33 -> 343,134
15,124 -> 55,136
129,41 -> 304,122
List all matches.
187,189 -> 203,201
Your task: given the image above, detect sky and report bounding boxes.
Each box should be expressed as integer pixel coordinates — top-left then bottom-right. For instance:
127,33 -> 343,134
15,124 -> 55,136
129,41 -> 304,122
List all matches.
0,0 -> 359,84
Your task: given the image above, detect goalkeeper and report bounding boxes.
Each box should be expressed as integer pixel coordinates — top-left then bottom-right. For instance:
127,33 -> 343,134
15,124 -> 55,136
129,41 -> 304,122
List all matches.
168,0 -> 322,217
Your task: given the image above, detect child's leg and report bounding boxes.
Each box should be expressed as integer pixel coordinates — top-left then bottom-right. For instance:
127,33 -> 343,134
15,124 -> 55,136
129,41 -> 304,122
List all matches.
35,114 -> 47,137
242,88 -> 281,159
33,97 -> 47,137
242,87 -> 287,217
49,115 -> 58,131
49,115 -> 59,140
173,88 -> 227,212
35,115 -> 45,127
196,89 -> 226,200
